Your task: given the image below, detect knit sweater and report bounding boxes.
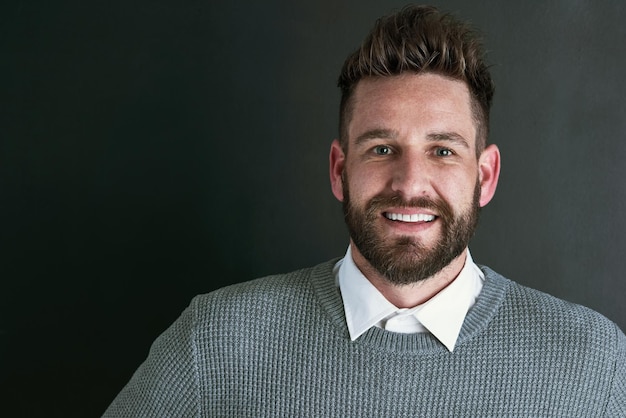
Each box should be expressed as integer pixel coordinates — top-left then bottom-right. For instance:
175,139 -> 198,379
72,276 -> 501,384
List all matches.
104,260 -> 626,417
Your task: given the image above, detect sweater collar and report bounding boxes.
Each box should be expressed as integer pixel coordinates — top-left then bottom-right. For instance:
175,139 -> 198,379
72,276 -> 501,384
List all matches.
310,258 -> 510,353
334,246 -> 483,351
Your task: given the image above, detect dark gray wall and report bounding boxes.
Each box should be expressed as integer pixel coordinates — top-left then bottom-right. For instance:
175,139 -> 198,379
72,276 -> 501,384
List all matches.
2,0 -> 625,415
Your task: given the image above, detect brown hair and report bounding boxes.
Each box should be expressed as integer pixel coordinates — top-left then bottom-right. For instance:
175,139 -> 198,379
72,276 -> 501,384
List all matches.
338,5 -> 494,155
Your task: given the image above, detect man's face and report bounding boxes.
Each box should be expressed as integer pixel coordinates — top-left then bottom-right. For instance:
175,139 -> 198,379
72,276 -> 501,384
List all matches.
329,73 -> 500,284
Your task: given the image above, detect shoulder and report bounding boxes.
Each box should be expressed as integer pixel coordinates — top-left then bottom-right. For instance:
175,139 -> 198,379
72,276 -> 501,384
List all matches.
187,259 -> 339,323
195,260 -> 335,302
481,265 -> 624,348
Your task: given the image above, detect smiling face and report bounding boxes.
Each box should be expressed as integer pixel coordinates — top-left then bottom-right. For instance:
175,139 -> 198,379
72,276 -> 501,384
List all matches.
330,72 -> 500,285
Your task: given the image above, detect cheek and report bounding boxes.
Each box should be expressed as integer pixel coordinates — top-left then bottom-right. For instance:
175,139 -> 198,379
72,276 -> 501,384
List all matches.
436,171 -> 479,203
348,166 -> 390,198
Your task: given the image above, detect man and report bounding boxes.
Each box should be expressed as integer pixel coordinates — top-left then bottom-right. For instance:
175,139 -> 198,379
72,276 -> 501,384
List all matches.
104,5 -> 625,416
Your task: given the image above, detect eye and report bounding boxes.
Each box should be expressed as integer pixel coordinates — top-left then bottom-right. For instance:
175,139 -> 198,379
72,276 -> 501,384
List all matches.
435,147 -> 454,157
373,145 -> 393,156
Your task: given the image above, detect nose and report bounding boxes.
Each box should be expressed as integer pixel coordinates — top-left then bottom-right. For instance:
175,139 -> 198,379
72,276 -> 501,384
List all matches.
390,152 -> 431,199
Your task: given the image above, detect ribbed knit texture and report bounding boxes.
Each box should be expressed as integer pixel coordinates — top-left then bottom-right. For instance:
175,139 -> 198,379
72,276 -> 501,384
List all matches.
104,261 -> 626,417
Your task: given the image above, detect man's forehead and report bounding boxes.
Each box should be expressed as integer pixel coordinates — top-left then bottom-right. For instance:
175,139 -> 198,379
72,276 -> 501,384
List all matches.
346,73 -> 477,144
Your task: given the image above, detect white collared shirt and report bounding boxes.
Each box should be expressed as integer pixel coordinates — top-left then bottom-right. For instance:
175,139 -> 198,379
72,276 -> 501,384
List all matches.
333,246 -> 484,352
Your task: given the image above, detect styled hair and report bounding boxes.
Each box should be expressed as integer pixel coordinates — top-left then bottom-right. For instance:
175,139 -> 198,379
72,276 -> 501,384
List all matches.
338,5 -> 494,155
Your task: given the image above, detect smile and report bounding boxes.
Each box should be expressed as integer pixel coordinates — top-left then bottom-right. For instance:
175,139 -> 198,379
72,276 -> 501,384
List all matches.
384,212 -> 436,222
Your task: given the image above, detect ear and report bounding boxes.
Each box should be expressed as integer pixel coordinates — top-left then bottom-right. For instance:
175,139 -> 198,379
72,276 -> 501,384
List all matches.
329,139 -> 346,202
477,144 -> 501,207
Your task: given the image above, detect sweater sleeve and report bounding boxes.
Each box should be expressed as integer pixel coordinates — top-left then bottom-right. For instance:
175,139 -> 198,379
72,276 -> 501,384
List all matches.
102,302 -> 200,417
605,324 -> 626,417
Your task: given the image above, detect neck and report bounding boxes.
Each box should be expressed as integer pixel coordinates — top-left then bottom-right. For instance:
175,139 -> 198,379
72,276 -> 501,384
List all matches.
350,242 -> 468,309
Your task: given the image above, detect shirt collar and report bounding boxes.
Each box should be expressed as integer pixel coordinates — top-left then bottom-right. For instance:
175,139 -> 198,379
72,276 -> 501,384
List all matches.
334,246 -> 484,351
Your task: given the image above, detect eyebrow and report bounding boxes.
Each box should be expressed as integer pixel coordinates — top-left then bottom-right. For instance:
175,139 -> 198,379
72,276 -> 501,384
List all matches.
354,129 -> 470,149
426,132 -> 471,149
354,128 -> 398,146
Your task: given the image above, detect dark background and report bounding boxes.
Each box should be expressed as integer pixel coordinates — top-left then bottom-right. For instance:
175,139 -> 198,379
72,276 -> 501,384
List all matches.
2,0 -> 625,416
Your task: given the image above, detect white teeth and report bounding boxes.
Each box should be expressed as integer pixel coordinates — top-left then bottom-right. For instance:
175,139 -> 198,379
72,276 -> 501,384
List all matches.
385,213 -> 435,222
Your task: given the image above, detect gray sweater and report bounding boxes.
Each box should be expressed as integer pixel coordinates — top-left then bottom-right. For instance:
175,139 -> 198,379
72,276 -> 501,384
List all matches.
104,261 -> 626,417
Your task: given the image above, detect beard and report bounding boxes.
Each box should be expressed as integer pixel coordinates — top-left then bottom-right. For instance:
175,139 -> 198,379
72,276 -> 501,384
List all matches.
342,178 -> 481,285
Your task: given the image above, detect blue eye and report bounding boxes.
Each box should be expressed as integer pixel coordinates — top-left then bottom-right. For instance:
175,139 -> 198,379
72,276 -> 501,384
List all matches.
374,145 -> 392,155
435,148 -> 453,157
